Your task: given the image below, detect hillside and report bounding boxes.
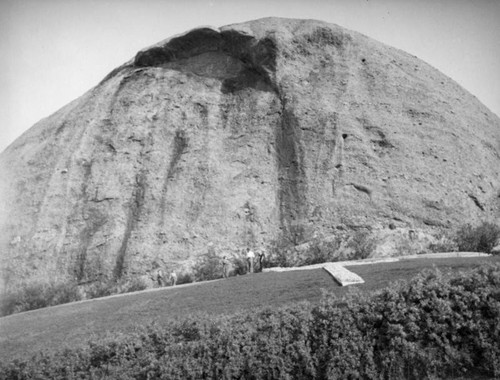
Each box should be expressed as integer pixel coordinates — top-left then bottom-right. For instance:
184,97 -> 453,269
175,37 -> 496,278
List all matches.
1,17 -> 499,293
1,255 -> 498,363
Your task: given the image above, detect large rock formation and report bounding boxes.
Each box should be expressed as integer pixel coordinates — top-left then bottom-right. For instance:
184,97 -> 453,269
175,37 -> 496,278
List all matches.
1,18 -> 499,289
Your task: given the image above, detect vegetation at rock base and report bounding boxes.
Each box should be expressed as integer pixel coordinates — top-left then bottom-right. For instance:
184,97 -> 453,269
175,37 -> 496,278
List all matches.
231,255 -> 252,275
0,277 -> 148,317
455,222 -> 500,254
192,251 -> 223,282
176,271 -> 195,285
298,236 -> 343,267
0,281 -> 82,317
1,221 -> 499,317
427,231 -> 459,253
1,263 -> 499,379
345,230 -> 377,260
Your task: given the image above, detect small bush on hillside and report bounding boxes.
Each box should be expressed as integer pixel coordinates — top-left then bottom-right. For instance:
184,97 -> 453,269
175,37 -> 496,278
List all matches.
427,231 -> 458,253
455,222 -> 500,253
51,282 -> 83,305
300,242 -> 330,266
192,253 -> 223,282
393,236 -> 423,256
346,231 -> 376,260
0,281 -> 81,317
176,272 -> 194,285
1,276 -> 151,317
86,280 -> 116,299
265,238 -> 296,268
0,284 -> 46,316
300,236 -> 342,266
231,256 -> 248,275
119,277 -> 148,294
87,276 -> 151,298
266,235 -> 343,268
267,247 -> 294,268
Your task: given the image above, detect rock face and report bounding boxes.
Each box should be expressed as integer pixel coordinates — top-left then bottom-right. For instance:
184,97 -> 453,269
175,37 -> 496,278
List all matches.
1,18 -> 499,289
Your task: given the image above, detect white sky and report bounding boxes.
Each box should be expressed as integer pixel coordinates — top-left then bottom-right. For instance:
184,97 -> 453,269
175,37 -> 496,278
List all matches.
1,0 -> 499,153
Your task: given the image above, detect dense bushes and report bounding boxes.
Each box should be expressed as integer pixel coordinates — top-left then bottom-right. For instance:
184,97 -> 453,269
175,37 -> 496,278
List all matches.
266,236 -> 343,268
191,250 -> 253,279
346,231 -> 376,260
455,222 -> 500,253
268,231 -> 376,268
176,271 -> 195,285
192,252 -> 224,282
119,277 -> 149,293
0,277 -> 149,317
87,277 -> 149,298
426,232 -> 458,253
300,236 -> 342,266
2,263 -> 499,379
0,281 -> 82,317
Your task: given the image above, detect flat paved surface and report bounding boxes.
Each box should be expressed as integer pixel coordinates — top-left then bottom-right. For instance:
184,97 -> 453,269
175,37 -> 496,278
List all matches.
322,263 -> 365,286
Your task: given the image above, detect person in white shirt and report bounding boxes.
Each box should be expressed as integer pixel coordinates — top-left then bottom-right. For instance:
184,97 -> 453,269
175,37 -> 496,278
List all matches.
246,248 -> 255,273
170,271 -> 177,286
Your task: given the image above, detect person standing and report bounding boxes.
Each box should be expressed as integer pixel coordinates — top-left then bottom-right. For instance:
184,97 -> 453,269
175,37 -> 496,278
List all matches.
156,268 -> 164,287
258,249 -> 266,272
221,256 -> 230,278
246,248 -> 255,273
170,271 -> 177,286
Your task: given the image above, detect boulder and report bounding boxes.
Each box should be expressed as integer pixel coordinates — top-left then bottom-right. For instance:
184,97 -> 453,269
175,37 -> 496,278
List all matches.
1,18 -> 499,290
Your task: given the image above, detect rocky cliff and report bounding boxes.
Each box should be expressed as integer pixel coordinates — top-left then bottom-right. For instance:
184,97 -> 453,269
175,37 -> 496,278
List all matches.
1,18 -> 499,289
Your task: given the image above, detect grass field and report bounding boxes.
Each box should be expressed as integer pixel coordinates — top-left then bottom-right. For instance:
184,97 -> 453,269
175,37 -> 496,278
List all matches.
1,255 -> 498,363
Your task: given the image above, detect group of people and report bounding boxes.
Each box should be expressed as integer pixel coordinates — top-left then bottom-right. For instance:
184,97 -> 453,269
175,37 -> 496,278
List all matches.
244,247 -> 266,274
156,269 -> 177,287
155,247 -> 266,285
221,247 -> 266,278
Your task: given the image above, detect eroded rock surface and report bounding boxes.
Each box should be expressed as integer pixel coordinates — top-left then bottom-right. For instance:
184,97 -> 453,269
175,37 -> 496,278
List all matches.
1,18 -> 499,289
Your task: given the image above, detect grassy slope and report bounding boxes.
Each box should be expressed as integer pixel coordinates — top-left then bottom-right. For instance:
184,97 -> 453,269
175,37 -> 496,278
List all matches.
0,255 -> 498,363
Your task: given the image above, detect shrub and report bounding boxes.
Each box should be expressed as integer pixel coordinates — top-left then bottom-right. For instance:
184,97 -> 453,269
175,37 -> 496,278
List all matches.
119,277 -> 148,294
231,256 -> 248,276
300,240 -> 332,266
86,280 -> 116,299
455,222 -> 500,253
298,236 -> 342,267
427,231 -> 458,253
267,247 -> 294,268
0,284 -> 47,316
176,272 -> 194,285
266,238 -> 296,268
192,253 -> 223,282
311,291 -> 378,379
370,264 -> 500,378
393,234 -> 423,256
50,282 -> 83,305
87,277 -> 151,298
346,231 -> 376,260
0,281 -> 82,317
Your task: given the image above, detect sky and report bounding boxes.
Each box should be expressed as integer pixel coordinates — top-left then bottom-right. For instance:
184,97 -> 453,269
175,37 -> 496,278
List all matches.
1,0 -> 499,153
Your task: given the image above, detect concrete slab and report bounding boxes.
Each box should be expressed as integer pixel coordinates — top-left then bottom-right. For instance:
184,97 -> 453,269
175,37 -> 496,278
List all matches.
322,263 -> 365,286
